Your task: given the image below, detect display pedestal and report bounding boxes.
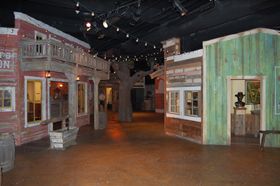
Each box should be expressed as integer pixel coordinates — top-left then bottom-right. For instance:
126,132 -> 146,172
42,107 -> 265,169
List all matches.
233,107 -> 246,136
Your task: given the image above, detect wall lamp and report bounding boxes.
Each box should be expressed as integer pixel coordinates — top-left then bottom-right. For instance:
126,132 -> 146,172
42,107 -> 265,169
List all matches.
45,70 -> 51,78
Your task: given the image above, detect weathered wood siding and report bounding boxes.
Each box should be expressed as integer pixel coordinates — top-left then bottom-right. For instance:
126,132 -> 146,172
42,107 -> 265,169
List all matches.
0,32 -> 20,144
204,30 -> 280,146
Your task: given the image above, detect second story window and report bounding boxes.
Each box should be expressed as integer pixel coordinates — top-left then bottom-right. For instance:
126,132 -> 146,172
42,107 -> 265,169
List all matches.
34,31 -> 47,55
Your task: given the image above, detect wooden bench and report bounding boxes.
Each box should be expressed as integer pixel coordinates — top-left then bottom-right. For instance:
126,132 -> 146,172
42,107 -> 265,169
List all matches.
259,130 -> 280,151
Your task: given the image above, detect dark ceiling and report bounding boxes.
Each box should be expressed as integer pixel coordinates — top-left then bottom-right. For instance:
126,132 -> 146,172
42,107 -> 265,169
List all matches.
1,0 -> 280,59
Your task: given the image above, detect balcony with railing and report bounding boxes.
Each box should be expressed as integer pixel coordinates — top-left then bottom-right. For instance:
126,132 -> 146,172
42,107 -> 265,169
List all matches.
20,39 -> 110,75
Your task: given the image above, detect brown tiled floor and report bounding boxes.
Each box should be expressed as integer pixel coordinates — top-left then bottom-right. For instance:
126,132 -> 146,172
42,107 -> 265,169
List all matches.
2,112 -> 280,186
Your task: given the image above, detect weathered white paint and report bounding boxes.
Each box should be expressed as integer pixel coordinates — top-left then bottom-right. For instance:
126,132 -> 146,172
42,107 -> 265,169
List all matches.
92,77 -> 100,130
174,49 -> 203,62
14,12 -> 90,49
203,28 -> 280,46
202,48 -> 207,144
65,73 -> 77,127
0,28 -> 18,35
24,76 -> 47,128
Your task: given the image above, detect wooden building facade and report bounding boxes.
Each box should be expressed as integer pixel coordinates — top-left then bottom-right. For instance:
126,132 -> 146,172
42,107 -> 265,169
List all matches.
0,12 -> 110,146
163,28 -> 280,147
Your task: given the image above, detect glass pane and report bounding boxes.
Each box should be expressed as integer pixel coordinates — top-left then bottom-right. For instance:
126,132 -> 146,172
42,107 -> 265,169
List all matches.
193,100 -> 198,107
193,92 -> 198,99
27,80 -> 42,122
193,108 -> 199,116
4,99 -> 11,107
0,90 -> 3,99
0,100 -> 2,107
4,90 -> 11,98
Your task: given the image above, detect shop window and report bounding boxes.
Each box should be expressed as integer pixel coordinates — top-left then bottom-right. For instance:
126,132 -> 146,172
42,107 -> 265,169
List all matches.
25,77 -> 46,127
168,91 -> 180,114
0,87 -> 15,112
184,91 -> 201,117
77,82 -> 87,114
166,87 -> 201,122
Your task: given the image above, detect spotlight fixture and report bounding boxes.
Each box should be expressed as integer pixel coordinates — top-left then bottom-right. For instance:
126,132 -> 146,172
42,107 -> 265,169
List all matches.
76,76 -> 80,81
116,27 -> 120,32
85,21 -> 91,31
45,71 -> 51,78
75,2 -> 80,14
136,38 -> 139,43
103,20 -> 109,28
91,11 -> 95,16
173,0 -> 187,16
126,33 -> 130,38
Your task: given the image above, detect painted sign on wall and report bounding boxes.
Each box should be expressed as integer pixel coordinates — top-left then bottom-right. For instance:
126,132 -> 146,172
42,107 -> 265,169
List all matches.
275,66 -> 280,115
0,49 -> 17,72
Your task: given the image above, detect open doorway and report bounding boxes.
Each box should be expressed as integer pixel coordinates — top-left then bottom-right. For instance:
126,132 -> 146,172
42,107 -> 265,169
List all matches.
48,80 -> 69,131
229,77 -> 262,145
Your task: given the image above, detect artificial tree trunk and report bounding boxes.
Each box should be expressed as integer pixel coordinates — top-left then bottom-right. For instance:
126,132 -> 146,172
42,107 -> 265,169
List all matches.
112,63 -> 154,122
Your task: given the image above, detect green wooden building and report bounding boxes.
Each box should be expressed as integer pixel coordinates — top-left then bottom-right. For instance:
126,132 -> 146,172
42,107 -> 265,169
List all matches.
163,28 -> 280,148
203,28 -> 280,147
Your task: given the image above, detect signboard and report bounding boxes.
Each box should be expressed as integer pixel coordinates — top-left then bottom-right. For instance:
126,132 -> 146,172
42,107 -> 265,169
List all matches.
275,66 -> 280,115
0,49 -> 17,72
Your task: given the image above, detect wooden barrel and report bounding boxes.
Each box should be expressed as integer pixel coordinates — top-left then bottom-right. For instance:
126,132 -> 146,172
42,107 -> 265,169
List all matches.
0,133 -> 15,172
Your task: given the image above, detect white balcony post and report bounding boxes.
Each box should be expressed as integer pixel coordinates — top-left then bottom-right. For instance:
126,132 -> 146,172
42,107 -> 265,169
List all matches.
65,72 -> 77,128
92,77 -> 100,130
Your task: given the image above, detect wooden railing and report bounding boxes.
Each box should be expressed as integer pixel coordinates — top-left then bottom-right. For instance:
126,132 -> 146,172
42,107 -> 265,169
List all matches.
20,39 -> 110,73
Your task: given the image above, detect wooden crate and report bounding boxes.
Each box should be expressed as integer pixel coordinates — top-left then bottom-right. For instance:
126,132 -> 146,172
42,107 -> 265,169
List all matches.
49,127 -> 79,150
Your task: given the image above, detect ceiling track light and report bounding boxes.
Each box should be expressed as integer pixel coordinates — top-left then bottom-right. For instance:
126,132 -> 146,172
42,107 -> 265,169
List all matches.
85,21 -> 91,31
75,2 -> 80,14
173,0 -> 187,16
103,20 -> 109,28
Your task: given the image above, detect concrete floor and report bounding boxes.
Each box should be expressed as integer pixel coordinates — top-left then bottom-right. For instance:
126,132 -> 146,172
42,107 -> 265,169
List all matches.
2,112 -> 280,186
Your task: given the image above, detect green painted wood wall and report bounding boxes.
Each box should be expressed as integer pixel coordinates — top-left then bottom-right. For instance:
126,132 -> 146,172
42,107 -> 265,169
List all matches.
204,31 -> 280,146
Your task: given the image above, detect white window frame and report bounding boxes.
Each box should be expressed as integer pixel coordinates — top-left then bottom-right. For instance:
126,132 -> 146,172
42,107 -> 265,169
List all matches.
184,90 -> 200,117
0,87 -> 15,112
166,86 -> 201,122
24,76 -> 47,128
34,31 -> 47,55
77,82 -> 88,116
168,91 -> 180,114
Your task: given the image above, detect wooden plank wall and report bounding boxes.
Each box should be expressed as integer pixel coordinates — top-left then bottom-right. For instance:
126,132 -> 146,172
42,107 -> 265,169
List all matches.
163,38 -> 202,143
0,33 -> 20,144
204,32 -> 280,146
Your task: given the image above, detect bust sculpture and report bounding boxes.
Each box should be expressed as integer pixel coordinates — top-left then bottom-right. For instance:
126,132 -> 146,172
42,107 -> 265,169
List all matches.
235,92 -> 245,108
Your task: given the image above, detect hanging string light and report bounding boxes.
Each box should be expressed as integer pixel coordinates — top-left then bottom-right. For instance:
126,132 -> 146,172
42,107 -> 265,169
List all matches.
74,1 -> 163,58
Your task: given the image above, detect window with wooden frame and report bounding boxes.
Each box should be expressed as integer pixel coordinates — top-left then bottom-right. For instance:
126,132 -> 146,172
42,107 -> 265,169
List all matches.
0,87 -> 15,112
77,82 -> 87,114
25,76 -> 46,127
34,31 -> 47,55
168,91 -> 180,114
184,91 -> 201,117
166,87 -> 201,122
